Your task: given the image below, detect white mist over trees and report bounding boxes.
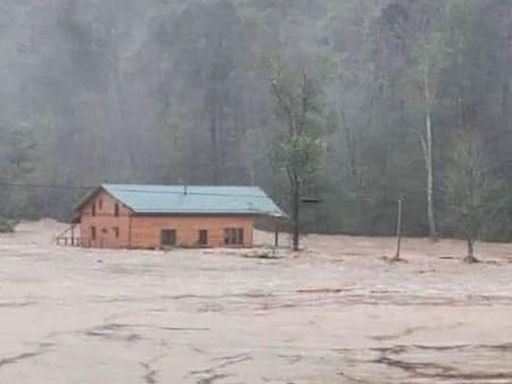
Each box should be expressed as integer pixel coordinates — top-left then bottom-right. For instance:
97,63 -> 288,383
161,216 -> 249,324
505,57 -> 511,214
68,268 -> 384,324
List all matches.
1,0 -> 512,242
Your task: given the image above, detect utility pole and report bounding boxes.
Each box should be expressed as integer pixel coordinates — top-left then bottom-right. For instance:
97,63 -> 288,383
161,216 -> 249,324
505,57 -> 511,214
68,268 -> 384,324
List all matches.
392,196 -> 403,262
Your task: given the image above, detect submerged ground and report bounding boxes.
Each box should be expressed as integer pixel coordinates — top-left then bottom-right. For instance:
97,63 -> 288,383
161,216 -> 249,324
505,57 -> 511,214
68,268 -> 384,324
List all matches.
1,220 -> 512,383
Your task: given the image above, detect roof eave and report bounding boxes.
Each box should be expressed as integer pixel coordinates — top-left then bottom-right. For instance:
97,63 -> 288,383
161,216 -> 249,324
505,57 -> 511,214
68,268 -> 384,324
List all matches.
74,186 -> 103,212
131,210 -> 286,217
75,185 -> 136,213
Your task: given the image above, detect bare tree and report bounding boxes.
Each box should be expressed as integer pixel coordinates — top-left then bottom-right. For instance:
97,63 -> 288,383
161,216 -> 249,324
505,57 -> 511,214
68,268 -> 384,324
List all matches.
414,9 -> 448,239
421,60 -> 437,238
445,131 -> 490,263
416,29 -> 449,239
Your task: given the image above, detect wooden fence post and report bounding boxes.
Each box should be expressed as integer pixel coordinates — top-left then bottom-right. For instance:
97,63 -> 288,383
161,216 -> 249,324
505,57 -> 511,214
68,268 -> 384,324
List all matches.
393,197 -> 403,261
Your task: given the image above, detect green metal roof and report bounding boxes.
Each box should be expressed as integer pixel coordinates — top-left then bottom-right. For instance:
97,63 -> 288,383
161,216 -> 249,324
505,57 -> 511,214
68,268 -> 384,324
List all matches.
100,184 -> 285,217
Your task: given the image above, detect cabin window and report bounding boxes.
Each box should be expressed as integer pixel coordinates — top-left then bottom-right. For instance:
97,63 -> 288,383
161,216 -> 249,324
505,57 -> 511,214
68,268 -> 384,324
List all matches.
98,199 -> 103,210
161,229 -> 176,247
224,228 -> 244,246
91,203 -> 96,217
114,203 -> 120,217
198,230 -> 208,246
113,227 -> 120,238
91,226 -> 97,241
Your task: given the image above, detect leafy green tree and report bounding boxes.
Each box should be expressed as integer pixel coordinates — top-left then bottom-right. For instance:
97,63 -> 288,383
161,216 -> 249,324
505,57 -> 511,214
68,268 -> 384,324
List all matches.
269,59 -> 328,251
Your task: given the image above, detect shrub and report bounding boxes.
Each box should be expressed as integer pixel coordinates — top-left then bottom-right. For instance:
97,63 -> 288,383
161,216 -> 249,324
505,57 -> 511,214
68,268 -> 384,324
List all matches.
0,217 -> 16,233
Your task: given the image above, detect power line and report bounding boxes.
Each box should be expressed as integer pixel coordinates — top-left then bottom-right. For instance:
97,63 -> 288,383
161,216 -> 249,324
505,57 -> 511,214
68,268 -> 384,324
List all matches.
0,182 -> 403,204
0,182 -> 408,205
0,182 -> 94,190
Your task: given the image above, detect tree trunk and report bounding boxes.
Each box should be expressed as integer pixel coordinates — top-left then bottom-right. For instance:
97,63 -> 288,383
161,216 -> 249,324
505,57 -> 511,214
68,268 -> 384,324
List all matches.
274,219 -> 280,247
464,237 -> 478,263
334,77 -> 359,185
292,183 -> 300,251
423,68 -> 437,238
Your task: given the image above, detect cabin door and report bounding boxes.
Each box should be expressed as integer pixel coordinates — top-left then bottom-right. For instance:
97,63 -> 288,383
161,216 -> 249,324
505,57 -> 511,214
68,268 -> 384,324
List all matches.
161,229 -> 177,247
99,227 -> 108,248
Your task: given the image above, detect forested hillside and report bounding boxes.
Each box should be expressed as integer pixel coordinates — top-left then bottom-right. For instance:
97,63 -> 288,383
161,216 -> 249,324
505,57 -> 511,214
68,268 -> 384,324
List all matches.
1,0 -> 512,239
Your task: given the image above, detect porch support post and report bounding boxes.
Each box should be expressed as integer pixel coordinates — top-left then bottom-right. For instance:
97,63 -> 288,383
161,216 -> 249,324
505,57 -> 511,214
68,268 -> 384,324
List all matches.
274,219 -> 279,247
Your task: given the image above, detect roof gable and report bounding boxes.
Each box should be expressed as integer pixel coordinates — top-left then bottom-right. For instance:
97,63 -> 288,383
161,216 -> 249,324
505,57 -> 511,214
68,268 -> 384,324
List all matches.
79,184 -> 285,217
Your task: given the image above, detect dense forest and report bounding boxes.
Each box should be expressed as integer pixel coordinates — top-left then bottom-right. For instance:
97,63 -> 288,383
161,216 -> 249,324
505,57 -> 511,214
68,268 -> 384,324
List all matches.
1,0 -> 512,240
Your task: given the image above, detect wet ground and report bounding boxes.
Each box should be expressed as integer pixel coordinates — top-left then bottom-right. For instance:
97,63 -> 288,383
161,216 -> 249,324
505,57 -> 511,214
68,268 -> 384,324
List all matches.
1,220 -> 512,383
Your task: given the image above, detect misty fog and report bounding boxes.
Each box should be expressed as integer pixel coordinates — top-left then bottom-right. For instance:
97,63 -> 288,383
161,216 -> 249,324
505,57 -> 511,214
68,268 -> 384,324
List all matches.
1,0 -> 511,240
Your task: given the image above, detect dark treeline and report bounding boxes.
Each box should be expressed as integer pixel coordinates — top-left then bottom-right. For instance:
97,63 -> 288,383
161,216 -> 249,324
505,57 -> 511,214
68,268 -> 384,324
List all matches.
1,0 -> 512,240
